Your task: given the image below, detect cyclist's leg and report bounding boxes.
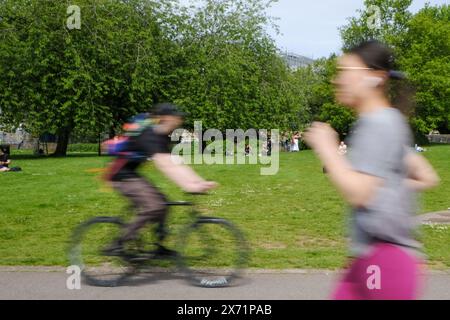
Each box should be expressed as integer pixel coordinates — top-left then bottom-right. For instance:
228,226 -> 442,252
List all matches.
112,177 -> 168,243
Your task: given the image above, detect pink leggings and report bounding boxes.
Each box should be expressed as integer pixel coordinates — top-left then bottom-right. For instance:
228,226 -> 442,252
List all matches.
332,243 -> 425,300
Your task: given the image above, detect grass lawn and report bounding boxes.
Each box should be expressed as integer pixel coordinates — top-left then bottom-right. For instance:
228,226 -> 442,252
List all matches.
0,145 -> 449,269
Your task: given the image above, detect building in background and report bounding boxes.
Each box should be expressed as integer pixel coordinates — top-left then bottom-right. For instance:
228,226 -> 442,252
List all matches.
280,52 -> 314,70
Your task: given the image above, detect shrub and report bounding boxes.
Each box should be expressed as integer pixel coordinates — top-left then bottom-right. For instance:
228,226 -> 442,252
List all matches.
67,143 -> 99,153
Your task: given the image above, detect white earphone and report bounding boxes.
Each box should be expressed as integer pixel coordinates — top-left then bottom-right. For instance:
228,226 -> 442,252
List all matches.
363,76 -> 383,88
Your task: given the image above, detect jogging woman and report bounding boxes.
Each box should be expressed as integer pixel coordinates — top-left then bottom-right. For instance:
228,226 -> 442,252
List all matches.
304,40 -> 440,300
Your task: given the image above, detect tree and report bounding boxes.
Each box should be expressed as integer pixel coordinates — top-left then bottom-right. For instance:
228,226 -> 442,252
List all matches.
340,0 -> 413,52
1,0 -> 309,155
160,0 -> 305,132
292,55 -> 356,137
0,0 -> 170,155
399,4 -> 450,134
318,103 -> 356,140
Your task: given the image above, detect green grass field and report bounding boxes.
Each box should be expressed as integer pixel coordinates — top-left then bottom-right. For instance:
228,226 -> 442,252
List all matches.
0,145 -> 449,269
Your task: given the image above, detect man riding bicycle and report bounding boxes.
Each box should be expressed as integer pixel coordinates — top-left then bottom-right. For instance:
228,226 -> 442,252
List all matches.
105,103 -> 216,255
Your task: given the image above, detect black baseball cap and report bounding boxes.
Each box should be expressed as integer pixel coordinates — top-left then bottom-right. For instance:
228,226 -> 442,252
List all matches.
153,103 -> 186,117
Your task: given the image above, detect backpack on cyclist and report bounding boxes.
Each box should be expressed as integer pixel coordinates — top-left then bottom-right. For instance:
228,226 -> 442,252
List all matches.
102,113 -> 155,182
103,113 -> 155,159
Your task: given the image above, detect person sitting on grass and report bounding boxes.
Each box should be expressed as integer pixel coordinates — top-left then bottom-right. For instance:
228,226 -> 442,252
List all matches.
338,141 -> 348,155
0,148 -> 11,172
245,143 -> 252,156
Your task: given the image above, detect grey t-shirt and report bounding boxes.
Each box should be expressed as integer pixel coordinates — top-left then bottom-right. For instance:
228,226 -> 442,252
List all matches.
347,107 -> 422,257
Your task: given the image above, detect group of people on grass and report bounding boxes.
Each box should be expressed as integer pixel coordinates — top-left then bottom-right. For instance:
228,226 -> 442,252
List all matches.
281,132 -> 302,152
244,138 -> 272,157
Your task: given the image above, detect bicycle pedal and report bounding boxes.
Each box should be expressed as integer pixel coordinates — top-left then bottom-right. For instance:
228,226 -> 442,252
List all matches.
102,248 -> 125,257
155,247 -> 179,258
129,256 -> 149,263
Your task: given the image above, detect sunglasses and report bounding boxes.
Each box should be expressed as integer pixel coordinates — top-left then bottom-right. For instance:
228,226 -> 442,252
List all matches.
337,67 -> 373,71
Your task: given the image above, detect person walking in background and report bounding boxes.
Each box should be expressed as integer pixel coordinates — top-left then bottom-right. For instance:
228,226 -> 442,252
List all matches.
290,132 -> 300,152
245,143 -> 252,156
304,40 -> 440,300
282,133 -> 290,152
338,141 -> 348,155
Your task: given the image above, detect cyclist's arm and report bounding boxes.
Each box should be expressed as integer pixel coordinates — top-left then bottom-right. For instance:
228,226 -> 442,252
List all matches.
404,151 -> 440,191
153,153 -> 212,193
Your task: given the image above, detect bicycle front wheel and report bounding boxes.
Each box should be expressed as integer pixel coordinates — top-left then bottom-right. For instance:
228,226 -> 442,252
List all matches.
69,217 -> 133,287
177,218 -> 249,288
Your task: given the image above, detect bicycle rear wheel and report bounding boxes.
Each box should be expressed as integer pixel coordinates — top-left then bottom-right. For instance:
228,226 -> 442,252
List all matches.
69,217 -> 134,287
177,218 -> 249,288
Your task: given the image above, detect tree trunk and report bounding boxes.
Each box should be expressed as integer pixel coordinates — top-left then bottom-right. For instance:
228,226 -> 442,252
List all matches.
53,126 -> 71,157
98,133 -> 102,157
109,126 -> 116,139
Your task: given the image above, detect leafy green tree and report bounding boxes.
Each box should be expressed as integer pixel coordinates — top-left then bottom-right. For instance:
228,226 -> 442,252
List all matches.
1,0 -> 310,155
0,0 -> 170,155
291,55 -> 356,137
318,103 -> 356,140
160,0 -> 305,132
399,4 -> 450,134
340,0 -> 413,52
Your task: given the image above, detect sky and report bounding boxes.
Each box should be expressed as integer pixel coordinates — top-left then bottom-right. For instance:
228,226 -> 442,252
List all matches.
266,0 -> 449,59
180,0 -> 448,59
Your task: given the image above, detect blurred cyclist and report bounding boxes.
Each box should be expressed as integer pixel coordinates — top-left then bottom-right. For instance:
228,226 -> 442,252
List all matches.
304,40 -> 440,300
105,103 -> 216,255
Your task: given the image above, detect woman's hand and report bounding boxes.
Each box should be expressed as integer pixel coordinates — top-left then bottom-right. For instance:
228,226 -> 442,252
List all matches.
304,122 -> 339,156
404,151 -> 440,191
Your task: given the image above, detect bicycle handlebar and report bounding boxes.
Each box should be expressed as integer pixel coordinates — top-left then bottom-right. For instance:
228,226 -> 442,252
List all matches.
166,201 -> 193,206
164,192 -> 209,207
184,192 -> 209,196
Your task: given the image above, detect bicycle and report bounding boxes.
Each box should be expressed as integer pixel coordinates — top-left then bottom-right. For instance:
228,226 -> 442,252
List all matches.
68,194 -> 250,288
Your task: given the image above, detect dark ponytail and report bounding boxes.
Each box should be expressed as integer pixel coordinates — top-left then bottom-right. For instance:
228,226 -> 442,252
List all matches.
348,40 -> 415,116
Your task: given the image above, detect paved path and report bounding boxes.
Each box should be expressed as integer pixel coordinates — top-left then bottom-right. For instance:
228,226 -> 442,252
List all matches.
420,210 -> 450,224
1,268 -> 449,300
